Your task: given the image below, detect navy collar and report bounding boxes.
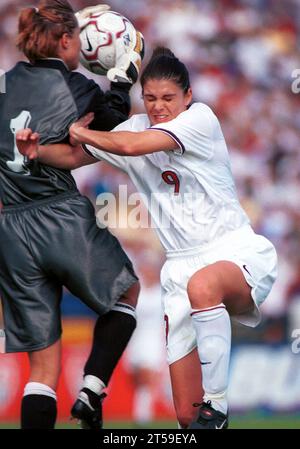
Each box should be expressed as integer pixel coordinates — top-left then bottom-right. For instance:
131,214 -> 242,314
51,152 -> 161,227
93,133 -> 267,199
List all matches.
34,58 -> 70,73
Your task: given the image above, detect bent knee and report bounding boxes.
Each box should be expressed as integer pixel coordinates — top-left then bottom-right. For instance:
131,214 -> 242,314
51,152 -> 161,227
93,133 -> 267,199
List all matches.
187,279 -> 215,309
187,273 -> 223,309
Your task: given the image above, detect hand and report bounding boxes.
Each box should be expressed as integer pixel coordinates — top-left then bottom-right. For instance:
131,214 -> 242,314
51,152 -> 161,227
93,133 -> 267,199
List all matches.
75,4 -> 111,30
69,112 -> 95,145
16,129 -> 40,160
107,31 -> 145,84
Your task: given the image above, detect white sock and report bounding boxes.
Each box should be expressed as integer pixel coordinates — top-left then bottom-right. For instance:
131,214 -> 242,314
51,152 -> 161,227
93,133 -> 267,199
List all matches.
111,302 -> 137,320
23,382 -> 56,400
191,304 -> 231,414
82,375 -> 106,395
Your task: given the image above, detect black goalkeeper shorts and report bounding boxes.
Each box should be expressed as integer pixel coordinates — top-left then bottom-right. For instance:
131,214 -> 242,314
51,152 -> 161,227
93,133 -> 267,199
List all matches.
0,191 -> 138,352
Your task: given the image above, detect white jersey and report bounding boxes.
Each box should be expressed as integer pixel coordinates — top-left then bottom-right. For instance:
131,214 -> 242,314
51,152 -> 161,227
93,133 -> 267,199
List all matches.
85,102 -> 250,254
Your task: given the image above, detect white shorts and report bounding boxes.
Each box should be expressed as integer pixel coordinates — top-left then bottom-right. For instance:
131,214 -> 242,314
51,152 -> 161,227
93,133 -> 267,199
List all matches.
161,226 -> 278,365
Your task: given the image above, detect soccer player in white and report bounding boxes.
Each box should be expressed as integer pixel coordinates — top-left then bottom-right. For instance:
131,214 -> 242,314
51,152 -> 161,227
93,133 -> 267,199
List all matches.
17,47 -> 278,429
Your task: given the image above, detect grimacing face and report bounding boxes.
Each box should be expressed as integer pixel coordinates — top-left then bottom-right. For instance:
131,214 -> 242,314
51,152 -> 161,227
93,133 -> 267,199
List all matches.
143,78 -> 192,126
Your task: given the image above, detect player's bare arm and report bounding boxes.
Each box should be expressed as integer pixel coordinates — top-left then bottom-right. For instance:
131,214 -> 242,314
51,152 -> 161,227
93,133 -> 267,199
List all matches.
70,117 -> 178,156
16,128 -> 96,170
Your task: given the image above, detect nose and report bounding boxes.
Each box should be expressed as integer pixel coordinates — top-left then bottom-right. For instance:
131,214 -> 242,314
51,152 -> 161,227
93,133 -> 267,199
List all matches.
152,100 -> 165,112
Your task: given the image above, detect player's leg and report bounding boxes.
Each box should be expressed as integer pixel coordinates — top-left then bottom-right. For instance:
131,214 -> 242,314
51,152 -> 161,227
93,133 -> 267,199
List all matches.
21,339 -> 62,429
71,282 -> 140,429
187,260 -> 252,428
0,206 -> 63,430
169,349 -> 203,428
160,257 -> 204,428
78,282 -> 140,401
84,281 -> 140,383
40,195 -> 139,428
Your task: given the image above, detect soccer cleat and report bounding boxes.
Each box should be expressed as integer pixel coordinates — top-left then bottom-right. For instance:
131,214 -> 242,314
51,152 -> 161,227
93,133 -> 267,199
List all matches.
189,401 -> 228,429
70,391 -> 106,430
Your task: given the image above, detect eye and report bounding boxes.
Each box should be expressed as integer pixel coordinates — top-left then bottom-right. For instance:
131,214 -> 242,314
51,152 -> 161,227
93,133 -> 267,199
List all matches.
144,97 -> 156,103
163,96 -> 174,102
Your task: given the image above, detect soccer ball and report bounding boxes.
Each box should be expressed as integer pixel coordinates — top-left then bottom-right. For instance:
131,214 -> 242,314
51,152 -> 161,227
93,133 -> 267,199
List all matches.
79,11 -> 137,75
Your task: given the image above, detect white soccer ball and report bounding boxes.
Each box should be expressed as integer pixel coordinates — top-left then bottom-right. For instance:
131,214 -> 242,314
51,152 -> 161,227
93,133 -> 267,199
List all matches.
79,11 -> 137,75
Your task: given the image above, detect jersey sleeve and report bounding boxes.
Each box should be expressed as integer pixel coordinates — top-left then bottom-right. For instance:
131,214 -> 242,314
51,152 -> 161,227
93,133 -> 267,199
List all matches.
150,103 -> 214,159
82,117 -> 136,172
68,72 -> 130,132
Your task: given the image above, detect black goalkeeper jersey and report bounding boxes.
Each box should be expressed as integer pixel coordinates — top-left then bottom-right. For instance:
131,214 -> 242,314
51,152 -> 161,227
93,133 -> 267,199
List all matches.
0,58 -> 131,206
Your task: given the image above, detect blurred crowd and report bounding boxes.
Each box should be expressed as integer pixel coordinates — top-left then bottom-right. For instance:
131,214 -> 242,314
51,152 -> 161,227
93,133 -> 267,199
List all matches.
1,0 -> 300,346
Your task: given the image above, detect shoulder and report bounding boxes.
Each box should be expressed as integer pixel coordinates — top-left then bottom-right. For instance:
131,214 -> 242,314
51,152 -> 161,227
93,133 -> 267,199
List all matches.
6,61 -> 32,78
68,71 -> 99,90
182,102 -> 216,122
177,102 -> 218,136
65,71 -> 105,106
154,102 -> 216,136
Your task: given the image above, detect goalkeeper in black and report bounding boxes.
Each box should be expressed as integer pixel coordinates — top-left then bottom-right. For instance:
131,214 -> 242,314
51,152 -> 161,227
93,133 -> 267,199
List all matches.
0,0 -> 144,430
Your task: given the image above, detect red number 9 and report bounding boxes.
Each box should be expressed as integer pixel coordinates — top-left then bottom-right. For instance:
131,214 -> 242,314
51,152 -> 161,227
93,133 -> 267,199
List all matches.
162,170 -> 180,195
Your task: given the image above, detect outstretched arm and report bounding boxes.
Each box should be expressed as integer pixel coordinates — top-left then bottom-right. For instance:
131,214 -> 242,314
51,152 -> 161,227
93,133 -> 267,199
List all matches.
16,129 -> 96,170
70,114 -> 179,156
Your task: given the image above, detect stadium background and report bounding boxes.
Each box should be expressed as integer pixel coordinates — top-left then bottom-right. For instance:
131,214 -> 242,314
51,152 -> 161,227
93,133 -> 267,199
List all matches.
1,0 -> 300,429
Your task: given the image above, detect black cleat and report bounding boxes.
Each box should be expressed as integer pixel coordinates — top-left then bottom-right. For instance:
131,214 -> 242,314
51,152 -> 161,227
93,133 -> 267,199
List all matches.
71,391 -> 106,430
189,401 -> 228,429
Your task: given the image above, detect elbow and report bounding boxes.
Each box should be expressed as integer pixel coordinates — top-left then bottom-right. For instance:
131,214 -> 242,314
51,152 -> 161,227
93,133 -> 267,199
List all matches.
119,142 -> 140,156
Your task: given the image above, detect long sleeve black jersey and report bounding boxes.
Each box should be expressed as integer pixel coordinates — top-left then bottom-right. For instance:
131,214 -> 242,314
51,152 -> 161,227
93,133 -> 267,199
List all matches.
0,58 -> 131,206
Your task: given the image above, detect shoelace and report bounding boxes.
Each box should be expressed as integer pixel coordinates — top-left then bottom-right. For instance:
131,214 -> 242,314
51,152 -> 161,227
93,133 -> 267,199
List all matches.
192,400 -> 213,409
192,401 -> 215,424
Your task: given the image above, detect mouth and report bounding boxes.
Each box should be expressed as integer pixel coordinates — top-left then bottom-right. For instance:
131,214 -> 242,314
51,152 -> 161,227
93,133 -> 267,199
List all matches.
152,114 -> 169,123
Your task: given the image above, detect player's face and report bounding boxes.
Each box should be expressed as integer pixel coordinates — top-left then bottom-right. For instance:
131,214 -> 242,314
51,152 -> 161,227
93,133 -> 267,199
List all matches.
143,79 -> 192,126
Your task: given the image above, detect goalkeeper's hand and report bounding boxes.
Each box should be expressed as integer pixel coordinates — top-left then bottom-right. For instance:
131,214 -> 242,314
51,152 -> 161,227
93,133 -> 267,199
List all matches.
107,31 -> 145,85
75,4 -> 110,30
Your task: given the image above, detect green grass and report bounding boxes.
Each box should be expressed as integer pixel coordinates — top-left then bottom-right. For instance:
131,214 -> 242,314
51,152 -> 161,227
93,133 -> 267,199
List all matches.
230,414 -> 300,429
0,414 -> 300,429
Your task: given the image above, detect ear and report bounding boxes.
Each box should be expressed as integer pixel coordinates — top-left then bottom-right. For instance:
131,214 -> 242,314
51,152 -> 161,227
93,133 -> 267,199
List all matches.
184,87 -> 193,107
60,33 -> 71,50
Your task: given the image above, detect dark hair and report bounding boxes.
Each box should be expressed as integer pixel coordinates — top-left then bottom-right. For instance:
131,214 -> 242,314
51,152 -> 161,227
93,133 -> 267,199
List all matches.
17,0 -> 77,63
140,47 -> 190,93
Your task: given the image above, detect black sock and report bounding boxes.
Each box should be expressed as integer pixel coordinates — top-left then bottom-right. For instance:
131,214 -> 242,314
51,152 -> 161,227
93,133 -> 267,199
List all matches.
21,394 -> 57,429
84,309 -> 136,386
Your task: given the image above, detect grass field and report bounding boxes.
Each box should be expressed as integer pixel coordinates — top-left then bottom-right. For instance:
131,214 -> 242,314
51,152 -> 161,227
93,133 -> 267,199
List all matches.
1,414 -> 300,429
